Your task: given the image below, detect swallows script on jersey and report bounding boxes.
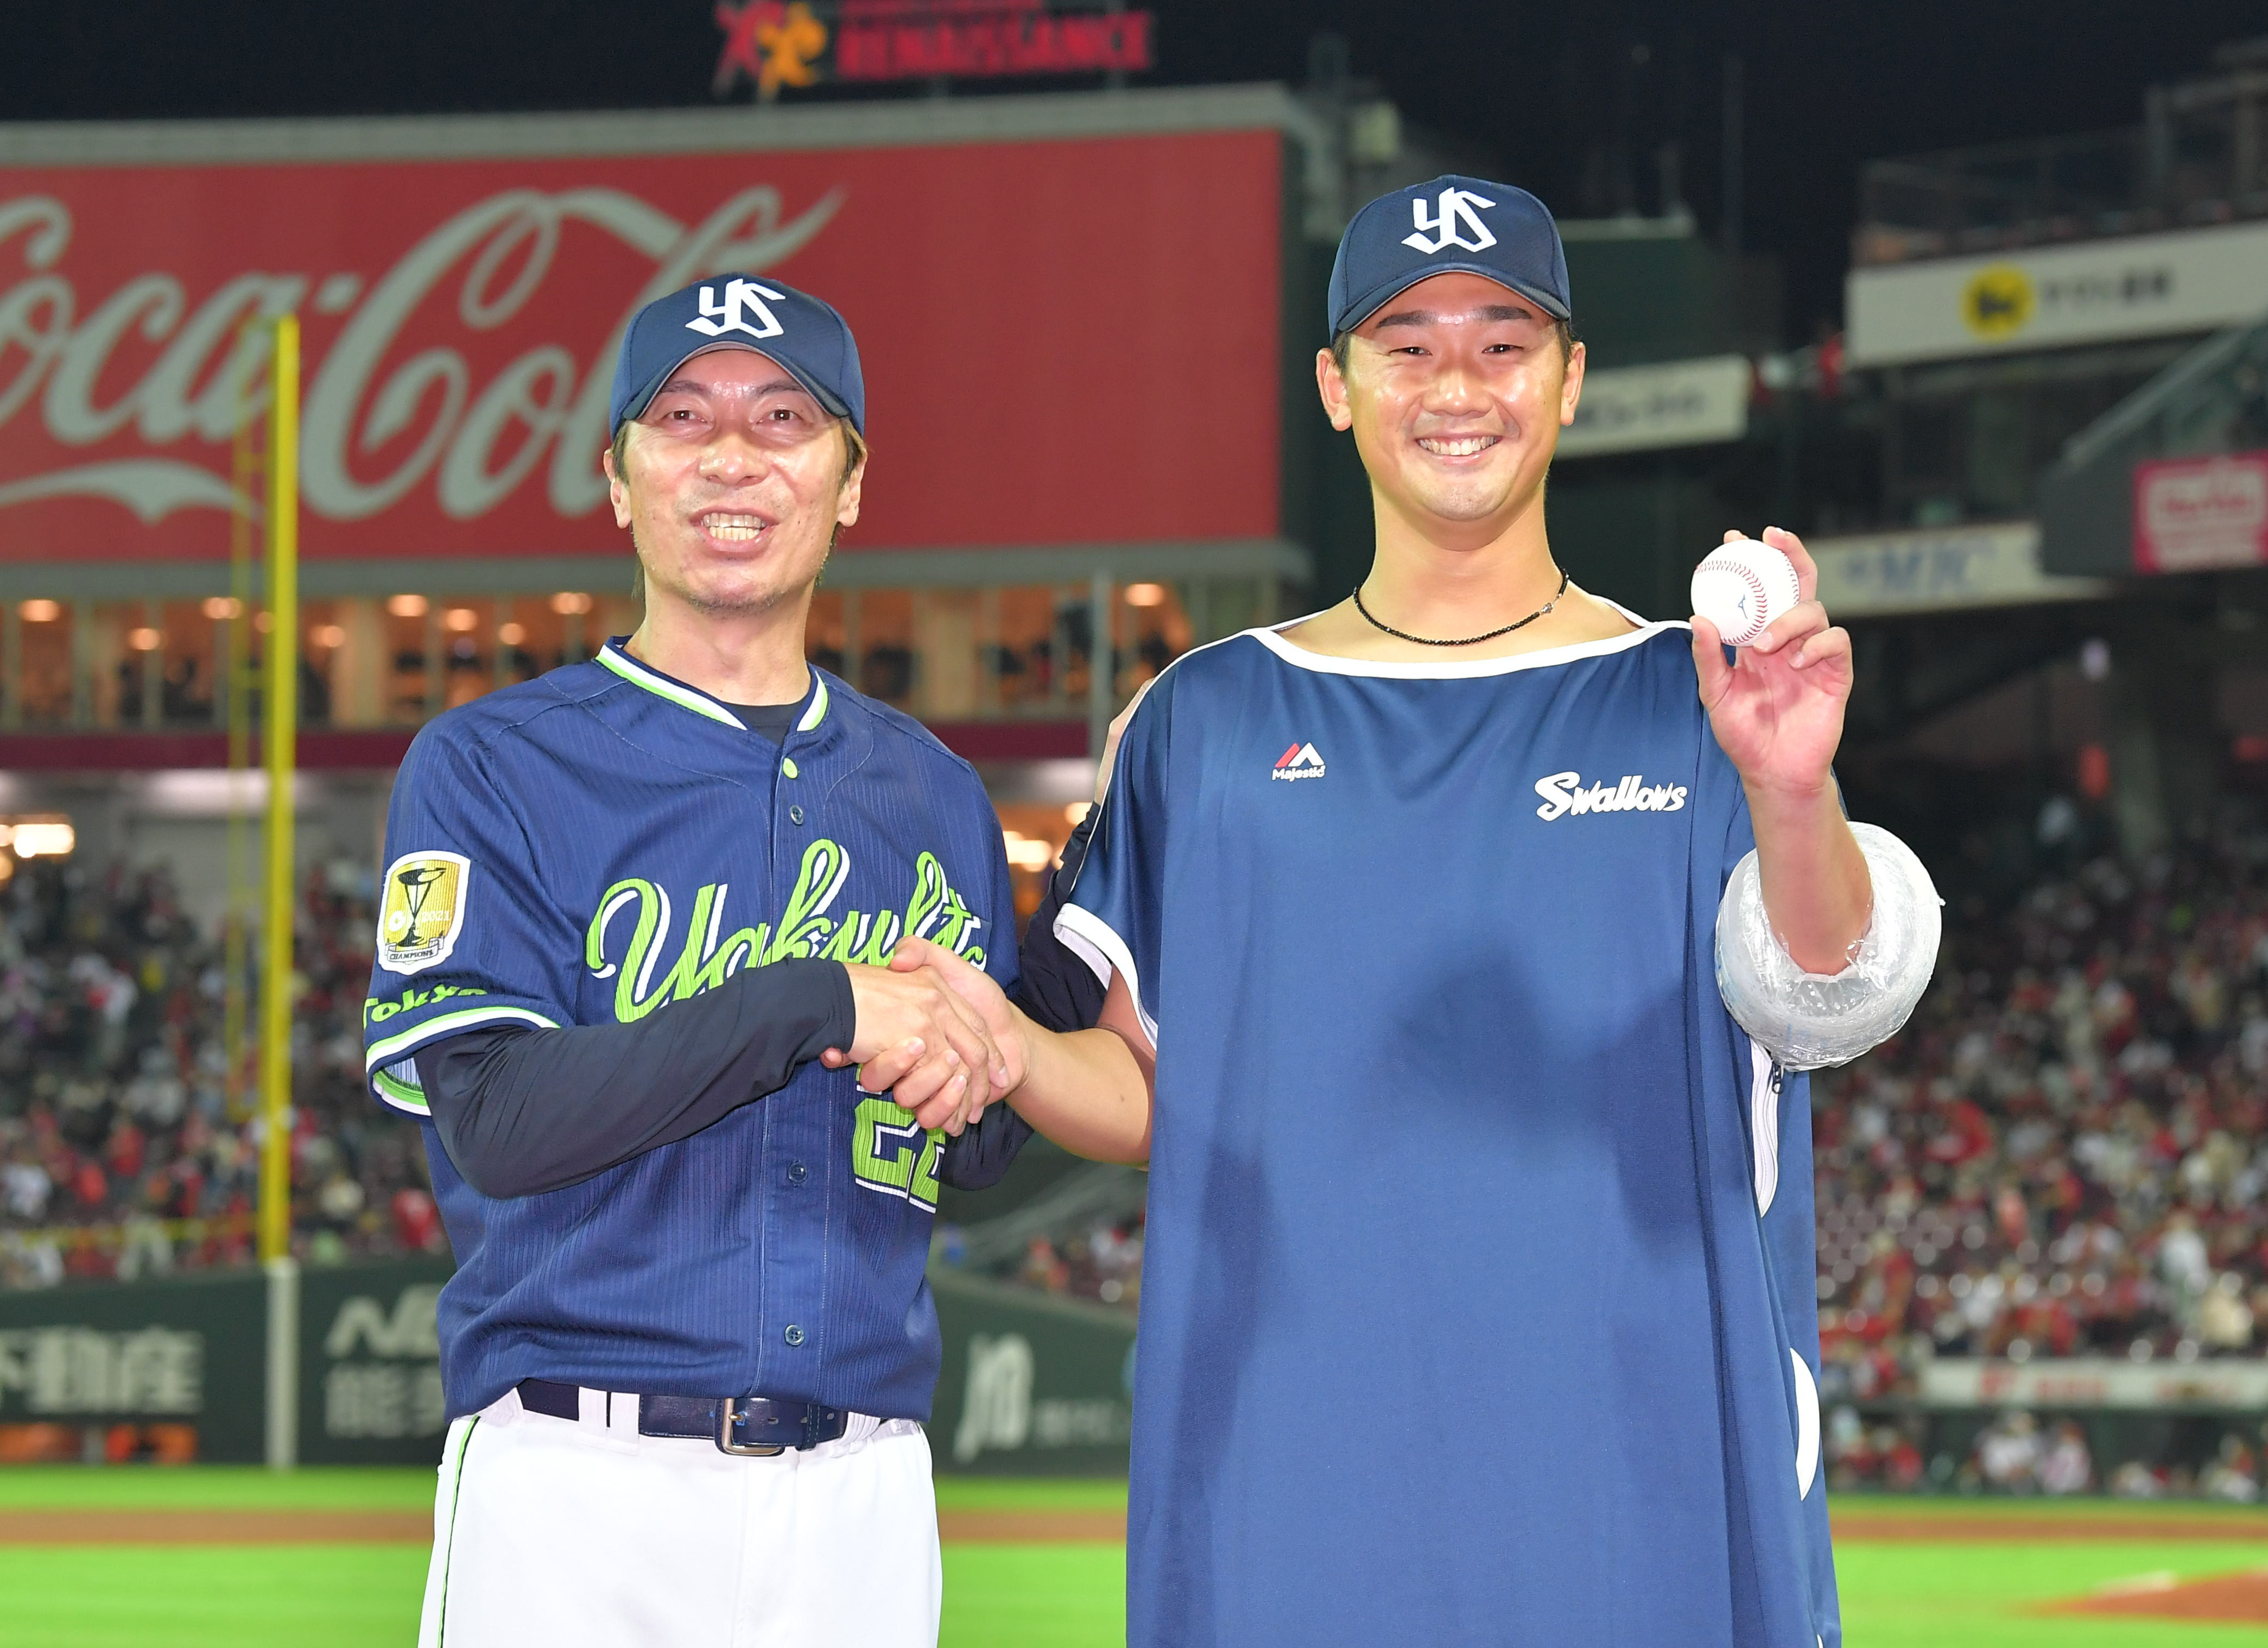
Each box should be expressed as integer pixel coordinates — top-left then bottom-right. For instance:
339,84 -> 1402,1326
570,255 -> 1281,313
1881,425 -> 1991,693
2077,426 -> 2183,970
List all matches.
1532,771 -> 1690,821
583,837 -> 988,1024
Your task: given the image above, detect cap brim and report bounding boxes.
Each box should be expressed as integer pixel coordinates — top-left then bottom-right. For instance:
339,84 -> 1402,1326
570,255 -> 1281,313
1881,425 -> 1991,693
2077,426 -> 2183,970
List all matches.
1334,264 -> 1571,337
616,340 -> 854,433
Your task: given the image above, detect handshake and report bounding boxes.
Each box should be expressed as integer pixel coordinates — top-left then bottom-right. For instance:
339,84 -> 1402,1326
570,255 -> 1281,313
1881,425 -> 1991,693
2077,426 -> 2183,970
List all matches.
820,938 -> 1025,1135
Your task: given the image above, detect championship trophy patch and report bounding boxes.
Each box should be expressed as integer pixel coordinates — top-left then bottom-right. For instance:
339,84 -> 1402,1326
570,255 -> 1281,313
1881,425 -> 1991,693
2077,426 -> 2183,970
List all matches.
378,851 -> 470,975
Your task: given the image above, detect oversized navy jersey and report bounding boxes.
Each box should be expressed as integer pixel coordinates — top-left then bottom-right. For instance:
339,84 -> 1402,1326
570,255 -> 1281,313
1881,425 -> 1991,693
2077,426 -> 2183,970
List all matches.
1062,619 -> 1838,1648
363,641 -> 1017,1422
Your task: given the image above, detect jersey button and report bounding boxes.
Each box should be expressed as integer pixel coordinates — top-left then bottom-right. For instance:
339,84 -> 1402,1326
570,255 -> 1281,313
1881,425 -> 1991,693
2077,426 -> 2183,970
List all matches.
787,1161 -> 808,1184
789,805 -> 806,825
783,1324 -> 806,1347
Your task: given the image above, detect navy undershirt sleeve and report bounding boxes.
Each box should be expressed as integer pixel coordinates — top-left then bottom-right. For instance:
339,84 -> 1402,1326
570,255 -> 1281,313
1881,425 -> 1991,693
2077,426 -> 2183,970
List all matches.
414,957 -> 853,1199
936,809 -> 1103,1191
1010,807 -> 1105,1035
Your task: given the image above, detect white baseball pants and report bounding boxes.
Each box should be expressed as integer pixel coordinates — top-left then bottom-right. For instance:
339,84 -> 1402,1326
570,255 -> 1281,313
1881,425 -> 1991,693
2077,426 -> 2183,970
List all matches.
417,1385 -> 942,1647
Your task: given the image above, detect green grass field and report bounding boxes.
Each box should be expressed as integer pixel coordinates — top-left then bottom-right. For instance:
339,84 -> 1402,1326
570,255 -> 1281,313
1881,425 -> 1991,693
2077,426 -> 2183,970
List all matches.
2,1469 -> 2266,1646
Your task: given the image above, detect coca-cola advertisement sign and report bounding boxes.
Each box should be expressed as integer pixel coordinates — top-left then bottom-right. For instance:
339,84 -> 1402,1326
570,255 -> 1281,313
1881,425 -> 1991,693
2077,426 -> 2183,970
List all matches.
0,130 -> 1281,562
2133,451 -> 2268,573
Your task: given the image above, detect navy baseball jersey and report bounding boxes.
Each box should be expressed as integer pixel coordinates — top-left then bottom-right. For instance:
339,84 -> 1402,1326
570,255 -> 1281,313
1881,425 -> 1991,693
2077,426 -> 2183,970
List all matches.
1060,618 -> 1838,1648
362,640 -> 1017,1423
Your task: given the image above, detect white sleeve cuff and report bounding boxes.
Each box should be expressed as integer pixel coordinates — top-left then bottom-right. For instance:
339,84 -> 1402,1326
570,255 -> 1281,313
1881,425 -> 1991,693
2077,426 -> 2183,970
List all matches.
1714,822 -> 1942,1072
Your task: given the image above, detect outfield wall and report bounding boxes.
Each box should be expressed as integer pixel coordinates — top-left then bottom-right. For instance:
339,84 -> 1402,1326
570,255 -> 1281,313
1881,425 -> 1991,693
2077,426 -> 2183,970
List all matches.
0,1260 -> 1135,1473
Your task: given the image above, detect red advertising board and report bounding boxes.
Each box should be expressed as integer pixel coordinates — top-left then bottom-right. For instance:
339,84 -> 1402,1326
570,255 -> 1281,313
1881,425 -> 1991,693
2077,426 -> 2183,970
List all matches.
2133,451 -> 2268,573
0,129 -> 1281,562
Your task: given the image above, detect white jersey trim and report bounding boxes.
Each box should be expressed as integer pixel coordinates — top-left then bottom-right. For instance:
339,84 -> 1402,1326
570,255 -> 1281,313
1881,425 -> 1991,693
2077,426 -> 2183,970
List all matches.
366,1005 -> 563,1072
1749,1039 -> 1781,1216
595,642 -> 746,729
1053,904 -> 1157,1050
1247,598 -> 1678,679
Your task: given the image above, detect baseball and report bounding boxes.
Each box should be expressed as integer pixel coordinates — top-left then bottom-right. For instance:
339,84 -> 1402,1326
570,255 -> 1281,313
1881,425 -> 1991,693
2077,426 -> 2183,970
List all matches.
1690,538 -> 1801,648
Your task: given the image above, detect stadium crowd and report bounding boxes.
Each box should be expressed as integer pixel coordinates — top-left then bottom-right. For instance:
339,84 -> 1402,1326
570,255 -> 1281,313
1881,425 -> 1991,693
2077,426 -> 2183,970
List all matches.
14,820 -> 2268,1493
1814,835 -> 2268,1363
1002,1218 -> 1146,1311
1812,824 -> 2268,1492
0,856 -> 438,1288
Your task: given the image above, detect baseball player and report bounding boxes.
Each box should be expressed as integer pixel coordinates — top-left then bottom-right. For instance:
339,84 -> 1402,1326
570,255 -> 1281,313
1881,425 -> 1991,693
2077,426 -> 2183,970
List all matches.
362,275 -> 1034,1648
872,178 -> 1943,1647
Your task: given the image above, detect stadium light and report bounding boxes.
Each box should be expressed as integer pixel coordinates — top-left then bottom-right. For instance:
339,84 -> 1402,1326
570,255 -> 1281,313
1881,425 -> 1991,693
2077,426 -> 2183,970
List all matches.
6,820 -> 75,858
1000,829 -> 1056,872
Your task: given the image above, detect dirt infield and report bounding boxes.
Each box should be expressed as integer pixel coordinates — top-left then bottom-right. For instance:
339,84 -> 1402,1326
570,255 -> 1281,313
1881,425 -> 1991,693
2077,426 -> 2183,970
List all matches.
2047,1568 -> 2268,1622
0,1509 -> 433,1544
1832,1511 -> 2268,1542
939,1509 -> 1127,1543
0,1506 -> 1131,1545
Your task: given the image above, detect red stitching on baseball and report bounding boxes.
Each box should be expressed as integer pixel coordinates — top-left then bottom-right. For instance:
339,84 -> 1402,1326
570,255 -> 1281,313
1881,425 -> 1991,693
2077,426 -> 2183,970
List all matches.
1703,555 -> 1771,640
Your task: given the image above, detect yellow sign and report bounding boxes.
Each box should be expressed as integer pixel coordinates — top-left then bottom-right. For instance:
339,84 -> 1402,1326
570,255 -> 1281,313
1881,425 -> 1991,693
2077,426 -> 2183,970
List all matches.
379,850 -> 470,975
1961,264 -> 2035,339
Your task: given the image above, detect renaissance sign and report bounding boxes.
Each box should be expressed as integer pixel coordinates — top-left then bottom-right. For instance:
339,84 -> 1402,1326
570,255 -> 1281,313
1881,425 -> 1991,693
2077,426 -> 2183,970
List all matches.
713,0 -> 1154,100
0,128 -> 1280,564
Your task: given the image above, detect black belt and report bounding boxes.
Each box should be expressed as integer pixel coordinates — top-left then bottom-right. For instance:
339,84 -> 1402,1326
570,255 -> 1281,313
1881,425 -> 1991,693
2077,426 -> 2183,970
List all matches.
516,1377 -> 850,1457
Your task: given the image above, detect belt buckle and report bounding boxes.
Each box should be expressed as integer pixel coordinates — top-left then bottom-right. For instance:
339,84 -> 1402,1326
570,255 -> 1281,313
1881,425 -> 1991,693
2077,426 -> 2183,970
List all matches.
716,1397 -> 786,1457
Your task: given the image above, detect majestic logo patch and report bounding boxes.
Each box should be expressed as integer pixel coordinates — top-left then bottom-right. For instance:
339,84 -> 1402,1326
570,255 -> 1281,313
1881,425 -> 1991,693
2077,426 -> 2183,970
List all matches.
1272,742 -> 1327,781
377,851 -> 470,975
686,277 -> 787,341
1532,771 -> 1688,821
1403,186 -> 1497,255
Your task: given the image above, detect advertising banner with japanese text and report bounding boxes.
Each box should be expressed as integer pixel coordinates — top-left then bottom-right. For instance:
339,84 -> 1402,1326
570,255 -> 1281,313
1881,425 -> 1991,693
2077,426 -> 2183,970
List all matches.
2133,451 -> 2268,573
1847,220 -> 2268,368
0,130 -> 1282,564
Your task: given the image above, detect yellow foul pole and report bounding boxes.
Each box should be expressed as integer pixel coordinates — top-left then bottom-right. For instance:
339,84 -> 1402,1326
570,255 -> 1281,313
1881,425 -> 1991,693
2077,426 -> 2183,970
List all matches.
223,320 -> 262,1123
259,314 -> 301,1469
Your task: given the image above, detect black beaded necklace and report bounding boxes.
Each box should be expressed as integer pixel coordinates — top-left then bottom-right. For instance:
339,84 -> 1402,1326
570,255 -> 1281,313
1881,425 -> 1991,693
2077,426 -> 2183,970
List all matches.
1352,566 -> 1570,647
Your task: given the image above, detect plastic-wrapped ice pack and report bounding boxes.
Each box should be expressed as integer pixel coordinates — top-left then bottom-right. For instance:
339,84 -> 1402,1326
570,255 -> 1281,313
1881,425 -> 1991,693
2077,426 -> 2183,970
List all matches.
1715,822 -> 1942,1072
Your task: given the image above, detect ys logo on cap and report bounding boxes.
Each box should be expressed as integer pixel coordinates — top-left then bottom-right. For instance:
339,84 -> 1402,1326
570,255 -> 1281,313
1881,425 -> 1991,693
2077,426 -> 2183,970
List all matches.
378,850 -> 471,975
1403,187 -> 1497,256
686,277 -> 787,342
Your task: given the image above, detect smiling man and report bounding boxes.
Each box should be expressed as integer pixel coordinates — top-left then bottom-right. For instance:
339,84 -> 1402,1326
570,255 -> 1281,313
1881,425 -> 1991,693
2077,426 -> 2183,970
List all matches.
870,180 -> 1942,1646
363,275 -> 1032,1648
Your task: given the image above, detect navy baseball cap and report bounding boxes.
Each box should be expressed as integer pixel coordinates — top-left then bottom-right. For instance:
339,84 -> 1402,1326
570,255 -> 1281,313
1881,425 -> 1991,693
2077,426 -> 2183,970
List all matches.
609,275 -> 865,438
1327,175 -> 1572,339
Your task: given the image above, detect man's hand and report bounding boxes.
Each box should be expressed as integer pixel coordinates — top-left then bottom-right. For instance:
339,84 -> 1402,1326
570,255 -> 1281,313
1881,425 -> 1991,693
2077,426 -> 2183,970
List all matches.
1693,525 -> 1872,974
862,940 -> 1153,1167
826,962 -> 1010,1135
847,938 -> 1028,1113
1690,526 -> 1852,802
